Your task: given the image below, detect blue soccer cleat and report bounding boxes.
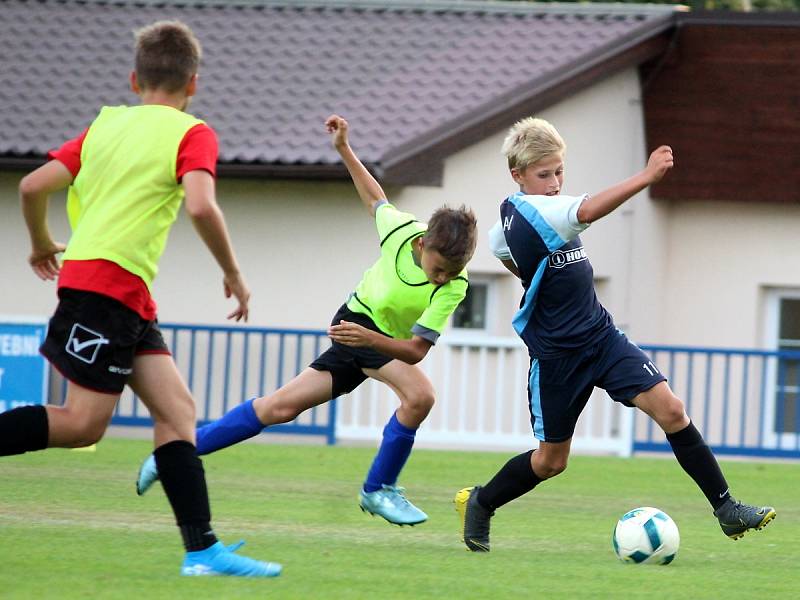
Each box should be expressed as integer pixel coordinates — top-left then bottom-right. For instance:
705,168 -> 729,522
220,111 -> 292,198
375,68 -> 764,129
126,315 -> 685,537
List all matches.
181,541 -> 282,577
359,484 -> 428,526
136,454 -> 159,496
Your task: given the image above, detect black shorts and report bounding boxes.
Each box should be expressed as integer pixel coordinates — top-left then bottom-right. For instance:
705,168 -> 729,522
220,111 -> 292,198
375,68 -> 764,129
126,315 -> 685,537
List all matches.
527,328 -> 667,443
309,304 -> 394,398
40,288 -> 170,394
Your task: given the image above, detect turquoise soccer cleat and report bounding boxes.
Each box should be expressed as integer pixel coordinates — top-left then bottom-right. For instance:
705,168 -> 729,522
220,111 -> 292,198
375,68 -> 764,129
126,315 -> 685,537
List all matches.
181,541 -> 282,577
359,484 -> 428,526
136,454 -> 159,496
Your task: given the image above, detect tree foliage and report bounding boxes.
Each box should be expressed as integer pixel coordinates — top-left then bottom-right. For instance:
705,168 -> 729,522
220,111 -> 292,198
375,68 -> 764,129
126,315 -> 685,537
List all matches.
527,0 -> 800,10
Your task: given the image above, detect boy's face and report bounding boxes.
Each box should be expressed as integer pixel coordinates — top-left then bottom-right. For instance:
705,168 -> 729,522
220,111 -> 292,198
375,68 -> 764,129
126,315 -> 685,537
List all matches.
512,153 -> 564,196
419,246 -> 464,286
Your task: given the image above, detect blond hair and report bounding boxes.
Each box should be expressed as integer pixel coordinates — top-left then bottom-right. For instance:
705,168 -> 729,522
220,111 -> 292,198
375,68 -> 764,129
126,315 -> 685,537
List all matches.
134,20 -> 201,93
501,117 -> 566,171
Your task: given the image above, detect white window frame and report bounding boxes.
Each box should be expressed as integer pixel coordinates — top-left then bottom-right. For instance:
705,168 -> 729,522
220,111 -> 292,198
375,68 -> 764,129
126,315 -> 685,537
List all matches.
763,288 -> 800,448
449,274 -> 497,337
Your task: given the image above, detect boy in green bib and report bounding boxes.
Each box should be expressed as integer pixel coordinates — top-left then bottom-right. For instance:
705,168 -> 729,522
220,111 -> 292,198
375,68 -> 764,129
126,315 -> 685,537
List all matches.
5,20 -> 280,577
137,115 -> 478,526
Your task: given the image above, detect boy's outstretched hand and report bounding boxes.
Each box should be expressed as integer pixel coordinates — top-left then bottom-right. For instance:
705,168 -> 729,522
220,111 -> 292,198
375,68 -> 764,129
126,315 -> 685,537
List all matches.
645,145 -> 674,183
224,271 -> 250,322
325,114 -> 349,149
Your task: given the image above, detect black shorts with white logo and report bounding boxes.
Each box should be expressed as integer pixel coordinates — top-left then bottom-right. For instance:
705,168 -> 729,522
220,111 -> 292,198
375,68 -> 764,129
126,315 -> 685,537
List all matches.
309,304 -> 394,398
40,288 -> 169,394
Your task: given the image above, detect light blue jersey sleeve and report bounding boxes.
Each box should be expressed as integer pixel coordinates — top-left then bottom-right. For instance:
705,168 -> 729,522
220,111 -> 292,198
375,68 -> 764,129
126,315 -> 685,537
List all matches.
488,220 -> 512,260
489,193 -> 589,259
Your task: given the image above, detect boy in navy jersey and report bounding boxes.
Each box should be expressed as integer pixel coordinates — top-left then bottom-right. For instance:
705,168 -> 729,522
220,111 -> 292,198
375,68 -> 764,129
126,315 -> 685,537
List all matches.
455,116 -> 775,552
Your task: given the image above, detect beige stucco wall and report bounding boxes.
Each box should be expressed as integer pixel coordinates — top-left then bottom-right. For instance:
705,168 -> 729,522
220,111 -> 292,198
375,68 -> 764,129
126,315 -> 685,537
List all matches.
2,66 -> 798,350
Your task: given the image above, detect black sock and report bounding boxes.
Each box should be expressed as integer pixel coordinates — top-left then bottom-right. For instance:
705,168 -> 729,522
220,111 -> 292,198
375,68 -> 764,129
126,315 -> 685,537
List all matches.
154,440 -> 218,552
666,421 -> 730,510
477,449 -> 543,511
0,405 -> 49,456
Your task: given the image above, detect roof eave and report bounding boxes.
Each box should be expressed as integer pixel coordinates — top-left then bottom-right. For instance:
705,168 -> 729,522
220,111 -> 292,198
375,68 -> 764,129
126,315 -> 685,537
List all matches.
0,157 -> 381,183
218,162 -> 383,181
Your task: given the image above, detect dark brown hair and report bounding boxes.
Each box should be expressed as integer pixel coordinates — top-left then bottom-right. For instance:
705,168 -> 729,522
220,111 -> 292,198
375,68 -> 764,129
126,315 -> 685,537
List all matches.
134,20 -> 201,93
423,205 -> 478,267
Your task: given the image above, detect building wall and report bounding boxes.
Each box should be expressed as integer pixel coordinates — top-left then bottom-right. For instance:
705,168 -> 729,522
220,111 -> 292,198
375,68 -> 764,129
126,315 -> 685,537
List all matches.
644,23 -> 800,204
662,200 -> 800,348
2,66 -> 797,352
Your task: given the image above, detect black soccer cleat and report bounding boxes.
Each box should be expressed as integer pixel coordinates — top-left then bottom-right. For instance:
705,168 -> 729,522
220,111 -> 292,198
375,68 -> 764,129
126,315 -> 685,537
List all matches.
454,486 -> 494,552
713,498 -> 776,540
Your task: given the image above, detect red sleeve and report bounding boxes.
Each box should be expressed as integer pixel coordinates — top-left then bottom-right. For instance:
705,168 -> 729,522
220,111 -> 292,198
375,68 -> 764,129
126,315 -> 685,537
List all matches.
176,123 -> 219,180
47,129 -> 88,179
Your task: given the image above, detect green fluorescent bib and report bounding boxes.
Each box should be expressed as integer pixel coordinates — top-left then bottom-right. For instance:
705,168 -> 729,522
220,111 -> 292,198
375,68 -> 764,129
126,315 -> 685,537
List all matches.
346,203 -> 468,339
63,105 -> 204,288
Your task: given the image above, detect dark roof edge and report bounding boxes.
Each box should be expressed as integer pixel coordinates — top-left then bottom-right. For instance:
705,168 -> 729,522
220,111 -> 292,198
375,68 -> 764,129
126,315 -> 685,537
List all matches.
0,157 -> 373,182
0,157 -> 44,173
218,162 -> 374,180
62,0 -> 682,17
677,9 -> 800,27
381,13 -> 678,175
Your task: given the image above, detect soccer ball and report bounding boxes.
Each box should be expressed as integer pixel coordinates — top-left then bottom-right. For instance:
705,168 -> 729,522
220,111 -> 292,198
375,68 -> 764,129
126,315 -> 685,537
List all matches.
612,507 -> 680,565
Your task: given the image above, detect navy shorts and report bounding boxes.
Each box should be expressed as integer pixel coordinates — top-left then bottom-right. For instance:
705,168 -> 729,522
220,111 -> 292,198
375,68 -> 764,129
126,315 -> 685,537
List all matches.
309,304 -> 394,398
40,288 -> 170,394
527,328 -> 666,443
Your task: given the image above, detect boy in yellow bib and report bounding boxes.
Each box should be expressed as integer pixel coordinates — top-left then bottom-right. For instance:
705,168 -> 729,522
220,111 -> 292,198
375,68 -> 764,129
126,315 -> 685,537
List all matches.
137,115 -> 478,526
5,20 -> 280,577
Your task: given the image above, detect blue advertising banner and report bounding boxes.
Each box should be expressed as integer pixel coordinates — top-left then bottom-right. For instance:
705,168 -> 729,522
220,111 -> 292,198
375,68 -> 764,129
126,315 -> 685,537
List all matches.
0,319 -> 49,413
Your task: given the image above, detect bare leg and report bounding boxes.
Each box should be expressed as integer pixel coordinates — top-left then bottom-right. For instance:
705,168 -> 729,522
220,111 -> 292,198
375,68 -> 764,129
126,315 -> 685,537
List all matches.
45,382 -> 118,448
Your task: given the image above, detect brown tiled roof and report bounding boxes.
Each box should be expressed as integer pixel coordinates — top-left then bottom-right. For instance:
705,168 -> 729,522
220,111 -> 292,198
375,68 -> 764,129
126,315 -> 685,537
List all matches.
0,0 -> 678,183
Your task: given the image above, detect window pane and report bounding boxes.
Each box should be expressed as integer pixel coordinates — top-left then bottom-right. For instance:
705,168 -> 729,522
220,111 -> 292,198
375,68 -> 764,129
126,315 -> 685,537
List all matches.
775,298 -> 800,432
452,283 -> 487,329
779,298 -> 800,341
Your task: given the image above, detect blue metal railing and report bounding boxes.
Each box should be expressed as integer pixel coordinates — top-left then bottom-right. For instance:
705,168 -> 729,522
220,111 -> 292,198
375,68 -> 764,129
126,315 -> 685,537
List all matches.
54,327 -> 800,458
637,345 -> 800,459
66,322 -> 337,445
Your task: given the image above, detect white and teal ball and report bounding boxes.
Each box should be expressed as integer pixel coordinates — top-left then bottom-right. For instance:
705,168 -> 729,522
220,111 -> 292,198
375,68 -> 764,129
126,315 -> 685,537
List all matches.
612,507 -> 680,565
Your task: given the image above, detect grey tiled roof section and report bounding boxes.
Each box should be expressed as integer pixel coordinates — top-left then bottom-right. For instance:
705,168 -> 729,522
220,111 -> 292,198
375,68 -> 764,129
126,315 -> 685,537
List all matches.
0,0 -> 677,177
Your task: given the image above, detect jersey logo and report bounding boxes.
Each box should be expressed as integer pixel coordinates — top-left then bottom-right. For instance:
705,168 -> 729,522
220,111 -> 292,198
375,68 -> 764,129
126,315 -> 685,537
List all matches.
65,323 -> 110,364
503,215 -> 514,231
549,246 -> 587,269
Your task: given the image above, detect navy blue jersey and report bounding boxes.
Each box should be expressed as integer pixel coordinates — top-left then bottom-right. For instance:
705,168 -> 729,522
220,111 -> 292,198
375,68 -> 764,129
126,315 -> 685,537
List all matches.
489,191 -> 613,357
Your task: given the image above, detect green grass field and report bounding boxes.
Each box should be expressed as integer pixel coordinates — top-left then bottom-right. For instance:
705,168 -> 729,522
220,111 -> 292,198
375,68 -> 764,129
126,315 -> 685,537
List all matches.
0,439 -> 796,599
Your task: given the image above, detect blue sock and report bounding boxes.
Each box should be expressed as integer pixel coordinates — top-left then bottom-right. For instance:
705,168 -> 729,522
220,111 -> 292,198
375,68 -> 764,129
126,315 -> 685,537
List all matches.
363,412 -> 417,493
196,398 -> 264,456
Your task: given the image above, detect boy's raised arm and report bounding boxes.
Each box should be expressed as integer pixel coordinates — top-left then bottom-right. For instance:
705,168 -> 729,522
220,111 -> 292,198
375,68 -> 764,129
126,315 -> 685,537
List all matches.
325,114 -> 386,216
576,145 -> 674,224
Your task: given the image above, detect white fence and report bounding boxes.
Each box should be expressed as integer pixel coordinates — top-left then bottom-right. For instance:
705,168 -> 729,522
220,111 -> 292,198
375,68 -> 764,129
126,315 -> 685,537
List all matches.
337,335 -> 634,456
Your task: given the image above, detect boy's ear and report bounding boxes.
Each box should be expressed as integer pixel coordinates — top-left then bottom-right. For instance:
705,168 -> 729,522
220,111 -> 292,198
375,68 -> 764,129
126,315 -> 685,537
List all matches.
186,73 -> 198,98
129,71 -> 140,94
510,167 -> 523,184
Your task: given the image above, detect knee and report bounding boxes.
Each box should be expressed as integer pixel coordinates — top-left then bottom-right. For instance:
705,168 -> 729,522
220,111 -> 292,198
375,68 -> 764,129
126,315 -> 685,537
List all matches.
260,398 -> 301,425
534,454 -> 568,479
68,410 -> 108,447
659,394 -> 689,432
149,392 -> 196,426
401,387 -> 436,419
